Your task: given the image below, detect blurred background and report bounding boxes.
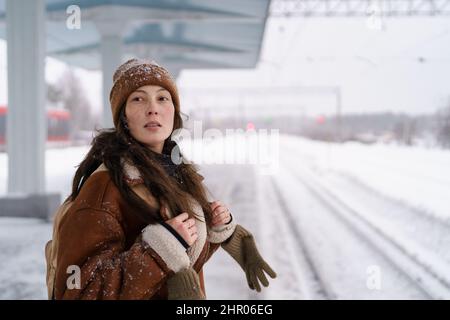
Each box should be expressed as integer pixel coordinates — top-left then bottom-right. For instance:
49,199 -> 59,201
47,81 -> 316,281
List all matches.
0,0 -> 450,299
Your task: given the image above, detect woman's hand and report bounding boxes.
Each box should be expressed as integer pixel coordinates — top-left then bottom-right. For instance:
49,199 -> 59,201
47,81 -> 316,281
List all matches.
209,200 -> 232,227
221,225 -> 277,292
166,212 -> 198,246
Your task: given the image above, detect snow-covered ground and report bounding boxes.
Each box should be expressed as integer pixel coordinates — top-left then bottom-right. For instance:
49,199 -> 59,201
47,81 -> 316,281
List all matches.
0,134 -> 449,299
280,136 -> 450,222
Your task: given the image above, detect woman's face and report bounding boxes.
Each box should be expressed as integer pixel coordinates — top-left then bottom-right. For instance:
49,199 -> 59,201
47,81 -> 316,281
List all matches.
125,85 -> 175,153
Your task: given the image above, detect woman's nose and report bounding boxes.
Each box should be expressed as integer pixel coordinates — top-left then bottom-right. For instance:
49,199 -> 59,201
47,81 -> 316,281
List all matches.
145,100 -> 159,115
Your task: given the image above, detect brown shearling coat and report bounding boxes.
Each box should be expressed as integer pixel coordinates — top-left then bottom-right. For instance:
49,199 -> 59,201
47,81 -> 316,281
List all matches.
47,163 -> 236,300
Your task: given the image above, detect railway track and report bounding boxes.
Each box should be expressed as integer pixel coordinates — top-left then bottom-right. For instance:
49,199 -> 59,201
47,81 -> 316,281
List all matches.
268,176 -> 335,299
279,158 -> 450,299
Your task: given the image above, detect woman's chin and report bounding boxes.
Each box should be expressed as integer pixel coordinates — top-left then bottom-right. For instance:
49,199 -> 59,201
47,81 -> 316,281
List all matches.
133,132 -> 170,150
139,139 -> 165,151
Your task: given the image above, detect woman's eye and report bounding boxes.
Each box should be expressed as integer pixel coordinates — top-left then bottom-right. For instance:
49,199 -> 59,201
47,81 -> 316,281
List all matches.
159,96 -> 169,101
132,97 -> 144,102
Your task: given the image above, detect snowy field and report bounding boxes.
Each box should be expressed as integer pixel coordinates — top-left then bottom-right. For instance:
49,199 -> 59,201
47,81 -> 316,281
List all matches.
0,134 -> 449,299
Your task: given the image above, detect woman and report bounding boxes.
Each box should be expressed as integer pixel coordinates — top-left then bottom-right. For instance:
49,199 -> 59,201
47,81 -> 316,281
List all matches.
47,58 -> 276,300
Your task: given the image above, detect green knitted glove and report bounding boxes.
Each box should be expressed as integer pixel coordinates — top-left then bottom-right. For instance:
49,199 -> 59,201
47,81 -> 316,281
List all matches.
221,225 -> 277,292
167,268 -> 205,300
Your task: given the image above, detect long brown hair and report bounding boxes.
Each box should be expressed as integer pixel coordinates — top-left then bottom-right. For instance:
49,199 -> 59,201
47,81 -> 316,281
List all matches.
67,105 -> 213,226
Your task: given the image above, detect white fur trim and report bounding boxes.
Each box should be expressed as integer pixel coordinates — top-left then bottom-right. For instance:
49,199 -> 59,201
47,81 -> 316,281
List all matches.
121,159 -> 141,180
93,163 -> 108,174
207,220 -> 237,244
141,224 -> 190,273
185,198 -> 207,267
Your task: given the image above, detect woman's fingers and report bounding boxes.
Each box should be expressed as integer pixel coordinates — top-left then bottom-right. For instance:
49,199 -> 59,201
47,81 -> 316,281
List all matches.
209,200 -> 222,212
185,218 -> 197,240
176,212 -> 189,222
185,228 -> 197,246
209,201 -> 233,227
250,271 -> 261,292
245,271 -> 254,290
213,206 -> 227,217
256,269 -> 269,287
190,230 -> 198,241
262,261 -> 277,279
212,218 -> 228,227
166,213 -> 198,246
211,206 -> 232,226
211,210 -> 229,225
211,202 -> 229,217
185,217 -> 195,228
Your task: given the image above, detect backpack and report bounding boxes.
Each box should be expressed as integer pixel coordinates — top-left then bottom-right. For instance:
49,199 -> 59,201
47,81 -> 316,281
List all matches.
44,164 -> 108,299
44,200 -> 74,299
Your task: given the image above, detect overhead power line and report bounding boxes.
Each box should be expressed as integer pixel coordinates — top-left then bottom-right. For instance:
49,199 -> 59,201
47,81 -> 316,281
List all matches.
271,0 -> 450,17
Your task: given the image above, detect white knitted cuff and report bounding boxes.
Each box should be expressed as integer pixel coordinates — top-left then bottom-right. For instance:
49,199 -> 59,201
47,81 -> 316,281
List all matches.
142,223 -> 190,273
207,220 -> 237,244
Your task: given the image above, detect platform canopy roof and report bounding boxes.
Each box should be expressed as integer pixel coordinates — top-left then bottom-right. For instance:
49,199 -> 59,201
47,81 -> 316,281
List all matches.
0,0 -> 270,72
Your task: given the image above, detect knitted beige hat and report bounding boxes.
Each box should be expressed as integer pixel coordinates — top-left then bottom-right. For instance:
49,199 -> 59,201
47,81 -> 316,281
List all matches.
109,58 -> 180,127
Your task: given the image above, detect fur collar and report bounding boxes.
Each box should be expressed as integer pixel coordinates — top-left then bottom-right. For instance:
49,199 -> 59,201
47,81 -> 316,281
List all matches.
121,154 -> 184,185
122,159 -> 144,185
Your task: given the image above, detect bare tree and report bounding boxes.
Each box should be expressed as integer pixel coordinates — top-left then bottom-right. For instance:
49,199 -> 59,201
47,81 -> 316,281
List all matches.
47,82 -> 63,105
58,69 -> 95,137
393,116 -> 417,146
436,104 -> 450,149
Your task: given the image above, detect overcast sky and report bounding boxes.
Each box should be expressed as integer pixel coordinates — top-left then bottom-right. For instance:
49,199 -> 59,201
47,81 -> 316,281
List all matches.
1,15 -> 450,117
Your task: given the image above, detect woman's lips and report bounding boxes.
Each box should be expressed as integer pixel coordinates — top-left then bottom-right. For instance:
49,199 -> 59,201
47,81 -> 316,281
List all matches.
144,121 -> 162,131
145,125 -> 161,131
144,121 -> 161,128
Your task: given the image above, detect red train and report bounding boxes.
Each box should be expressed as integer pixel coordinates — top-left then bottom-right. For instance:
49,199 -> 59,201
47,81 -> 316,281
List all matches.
0,105 -> 71,149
